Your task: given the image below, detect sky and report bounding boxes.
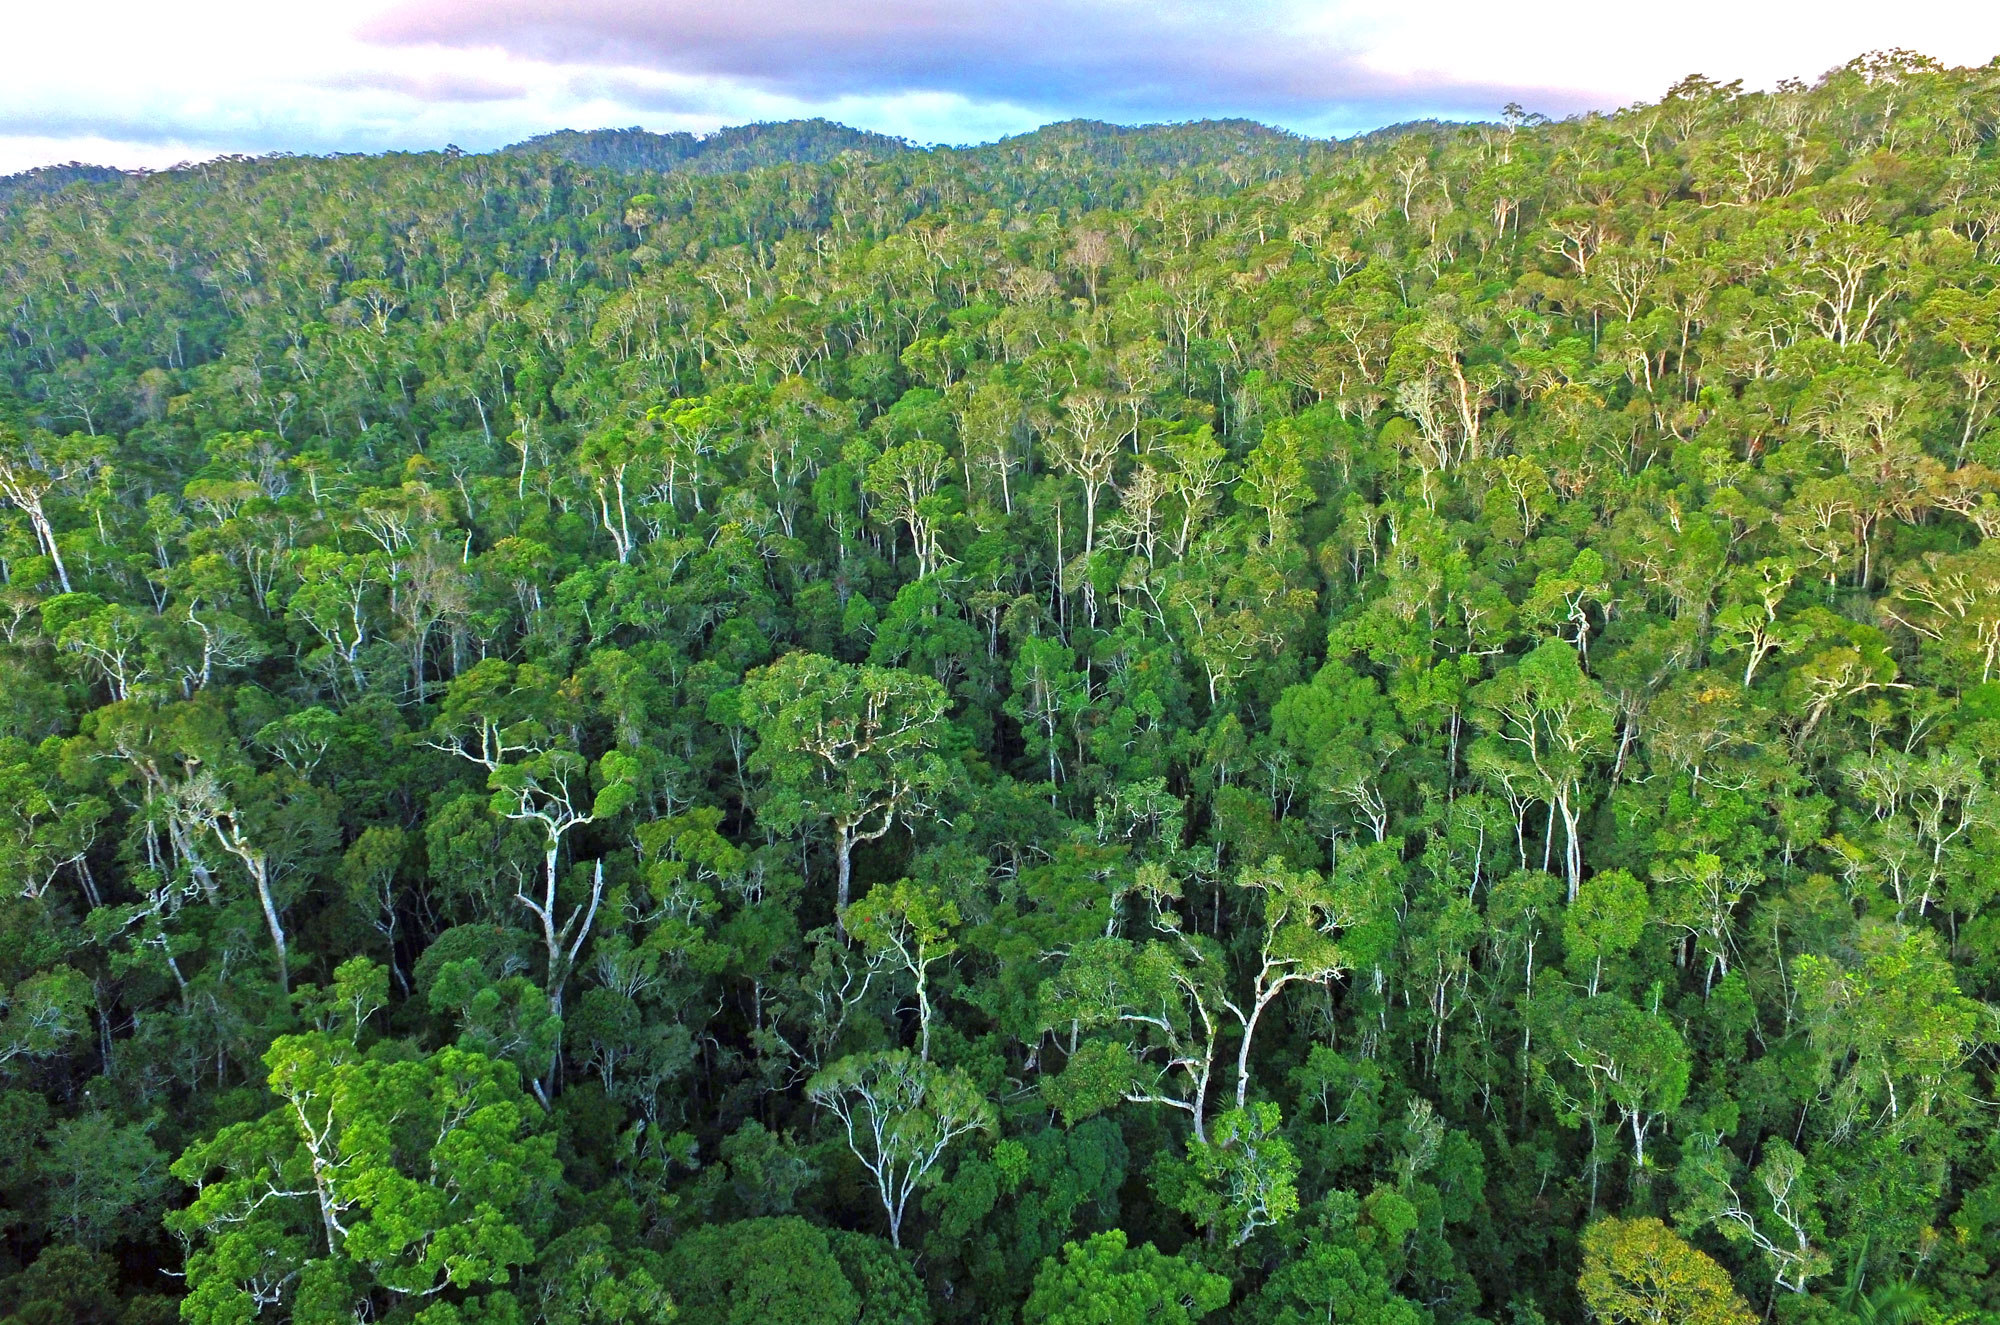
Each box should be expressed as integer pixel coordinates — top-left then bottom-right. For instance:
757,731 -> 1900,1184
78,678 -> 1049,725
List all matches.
4,1 -> 2000,176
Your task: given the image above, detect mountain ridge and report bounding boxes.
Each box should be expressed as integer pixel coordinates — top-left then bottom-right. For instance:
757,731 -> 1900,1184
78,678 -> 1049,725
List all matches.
1,114 -> 1464,195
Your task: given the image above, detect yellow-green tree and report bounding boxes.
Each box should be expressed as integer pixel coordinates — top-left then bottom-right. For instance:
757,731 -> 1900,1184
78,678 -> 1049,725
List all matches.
1578,1217 -> 1754,1325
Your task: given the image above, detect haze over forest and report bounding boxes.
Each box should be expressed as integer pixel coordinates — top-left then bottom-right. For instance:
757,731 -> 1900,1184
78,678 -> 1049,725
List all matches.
1,47 -> 1999,1325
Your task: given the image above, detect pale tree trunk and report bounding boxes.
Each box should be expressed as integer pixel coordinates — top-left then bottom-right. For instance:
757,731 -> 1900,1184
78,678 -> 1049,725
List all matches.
207,814 -> 287,992
1235,992 -> 1280,1108
27,501 -> 72,593
250,855 -> 289,994
836,830 -> 855,919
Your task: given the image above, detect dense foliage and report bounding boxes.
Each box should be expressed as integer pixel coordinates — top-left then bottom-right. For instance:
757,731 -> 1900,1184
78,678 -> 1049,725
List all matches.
501,119 -> 915,175
2,50 -> 1999,1325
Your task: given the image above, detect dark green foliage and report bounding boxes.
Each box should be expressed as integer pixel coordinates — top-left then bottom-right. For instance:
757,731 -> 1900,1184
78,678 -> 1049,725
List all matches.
663,1217 -> 872,1324
966,119 -> 1320,172
506,120 -> 913,173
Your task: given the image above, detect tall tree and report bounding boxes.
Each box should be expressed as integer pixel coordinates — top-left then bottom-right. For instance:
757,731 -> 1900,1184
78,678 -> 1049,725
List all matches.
742,653 -> 950,917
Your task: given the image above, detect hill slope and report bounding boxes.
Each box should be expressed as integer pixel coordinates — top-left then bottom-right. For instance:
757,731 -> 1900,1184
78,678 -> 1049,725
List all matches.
957,116 -> 1326,169
0,160 -> 130,204
502,118 -> 914,172
1,49 -> 1999,1325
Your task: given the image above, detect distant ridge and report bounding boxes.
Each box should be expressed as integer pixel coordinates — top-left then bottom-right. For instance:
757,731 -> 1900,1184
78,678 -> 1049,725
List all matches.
0,161 -> 130,204
500,119 -> 914,173
4,116 -> 1469,196
501,117 -> 1350,178
957,118 -> 1323,170
1342,118 -> 1485,147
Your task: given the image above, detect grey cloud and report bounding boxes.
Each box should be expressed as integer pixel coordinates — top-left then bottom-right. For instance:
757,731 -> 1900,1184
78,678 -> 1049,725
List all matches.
0,103 -> 491,159
359,0 -> 1595,121
0,107 -> 247,149
328,71 -> 532,102
564,72 -> 722,115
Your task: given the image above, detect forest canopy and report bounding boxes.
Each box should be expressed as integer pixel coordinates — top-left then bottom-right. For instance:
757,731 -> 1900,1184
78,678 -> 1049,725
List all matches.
1,47 -> 1999,1325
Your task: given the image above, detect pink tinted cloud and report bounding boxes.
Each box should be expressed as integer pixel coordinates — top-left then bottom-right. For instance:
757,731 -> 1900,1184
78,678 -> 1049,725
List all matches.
359,0 -> 1601,118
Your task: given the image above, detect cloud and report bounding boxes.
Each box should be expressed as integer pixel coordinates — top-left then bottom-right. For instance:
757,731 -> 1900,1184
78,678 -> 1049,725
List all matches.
329,71 -> 532,103
0,134 -> 220,178
561,71 -> 737,117
356,0 -> 2000,129
3,0 -> 1999,175
358,0 -> 1576,119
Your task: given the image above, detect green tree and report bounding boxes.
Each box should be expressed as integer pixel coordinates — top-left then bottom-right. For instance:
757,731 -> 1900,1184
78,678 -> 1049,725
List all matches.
40,1110 -> 169,1249
742,653 -> 950,916
0,966 -> 91,1074
665,1217 -> 856,1325
1227,856 -> 1353,1106
169,1034 -> 560,1322
1163,1100 -> 1303,1247
1563,868 -> 1647,998
807,1049 -> 993,1247
1022,1229 -> 1230,1325
1038,932 -> 1225,1141
1469,639 -> 1615,899
844,878 -> 960,1061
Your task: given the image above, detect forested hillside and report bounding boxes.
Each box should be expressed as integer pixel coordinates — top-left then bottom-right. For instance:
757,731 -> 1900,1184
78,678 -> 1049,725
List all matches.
502,119 -> 915,174
2,50 -> 1999,1325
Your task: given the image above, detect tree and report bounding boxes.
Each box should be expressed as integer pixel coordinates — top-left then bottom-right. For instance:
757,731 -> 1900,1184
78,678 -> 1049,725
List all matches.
0,737 -> 106,904
575,423 -> 651,564
1563,869 -> 1647,998
1161,425 -> 1231,558
1273,660 -> 1406,846
486,748 -> 639,1017
430,661 -> 638,1017
1577,1217 -> 1754,1325
865,440 -> 954,577
1469,639 -> 1615,899
844,878 -> 959,1061
1047,390 -> 1123,559
807,1050 -> 993,1247
0,1244 -> 136,1325
1007,633 -> 1090,787
0,424 -> 101,594
1653,854 -> 1757,994
1227,857 -> 1353,1106
1246,1191 -> 1433,1325
337,825 -> 410,992
955,380 -> 1025,514
664,1217 -> 857,1325
1164,1101 -> 1303,1247
1792,923 -> 1984,1147
1712,559 -> 1807,686
0,966 -> 91,1073
44,594 -> 158,703
167,768 -> 306,992
169,1033 -> 561,1322
742,653 -> 950,917
1676,1133 -> 1830,1295
1038,933 -> 1224,1141
1066,229 -> 1114,307
40,1109 -> 169,1250
1237,421 -> 1315,546
1022,1230 -> 1230,1325
533,1224 -> 677,1324
1884,544 -> 2000,684
647,395 -> 735,514
1536,994 -> 1690,1208
286,547 -> 386,695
